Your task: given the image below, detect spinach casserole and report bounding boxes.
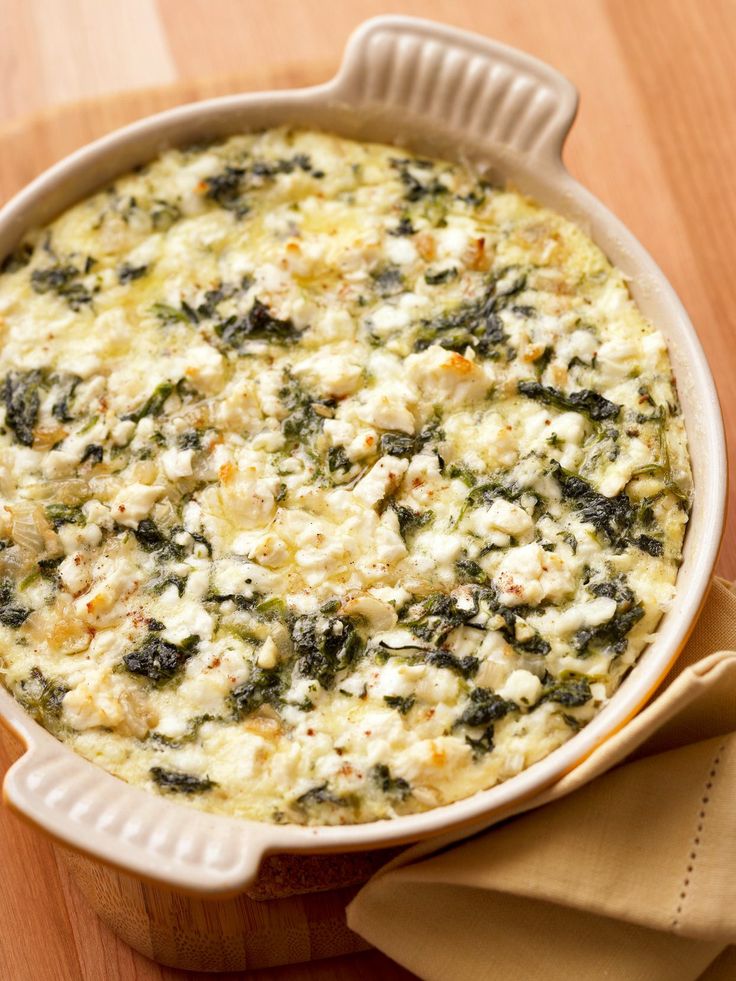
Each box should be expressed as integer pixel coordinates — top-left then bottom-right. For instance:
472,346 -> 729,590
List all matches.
0,129 -> 691,824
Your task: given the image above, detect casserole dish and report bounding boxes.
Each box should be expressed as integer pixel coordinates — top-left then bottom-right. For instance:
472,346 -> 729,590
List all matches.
0,13 -> 726,905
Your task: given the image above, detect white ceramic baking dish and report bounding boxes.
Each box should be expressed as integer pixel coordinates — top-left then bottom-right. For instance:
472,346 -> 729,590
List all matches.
0,15 -> 726,898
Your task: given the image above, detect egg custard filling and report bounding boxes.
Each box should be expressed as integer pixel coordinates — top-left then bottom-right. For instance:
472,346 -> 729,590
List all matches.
0,129 -> 691,824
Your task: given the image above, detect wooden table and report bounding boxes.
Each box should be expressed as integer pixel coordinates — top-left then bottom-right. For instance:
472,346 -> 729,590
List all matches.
1,2 -> 734,979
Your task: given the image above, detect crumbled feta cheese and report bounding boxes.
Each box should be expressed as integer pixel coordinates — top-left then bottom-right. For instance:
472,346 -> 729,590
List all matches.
161,447 -> 194,480
405,345 -> 488,404
111,483 -> 166,528
293,353 -> 363,398
499,669 -> 542,706
353,456 -> 409,508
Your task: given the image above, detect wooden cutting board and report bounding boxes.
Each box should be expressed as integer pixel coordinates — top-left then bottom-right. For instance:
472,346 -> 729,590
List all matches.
2,13 -> 735,973
0,64 -> 418,981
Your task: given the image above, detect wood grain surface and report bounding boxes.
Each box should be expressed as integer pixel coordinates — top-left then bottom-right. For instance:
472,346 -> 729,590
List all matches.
1,2 -> 734,980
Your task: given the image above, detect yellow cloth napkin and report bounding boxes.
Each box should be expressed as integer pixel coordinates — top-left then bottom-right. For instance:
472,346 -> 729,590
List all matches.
348,578 -> 736,981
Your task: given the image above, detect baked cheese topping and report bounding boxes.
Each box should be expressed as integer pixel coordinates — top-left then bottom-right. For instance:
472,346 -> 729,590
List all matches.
0,129 -> 691,824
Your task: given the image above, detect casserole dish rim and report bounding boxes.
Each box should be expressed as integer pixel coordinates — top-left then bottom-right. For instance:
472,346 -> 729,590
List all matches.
0,15 -> 726,896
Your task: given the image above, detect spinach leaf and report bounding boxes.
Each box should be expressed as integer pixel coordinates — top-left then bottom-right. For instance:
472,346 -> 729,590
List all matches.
178,429 -> 203,450
50,372 -> 81,422
80,443 -> 103,464
391,503 -> 432,540
632,534 -> 664,557
190,531 -> 212,556
587,578 -> 634,604
455,554 -> 488,584
151,200 -> 182,230
414,268 -> 525,355
424,267 -> 458,285
456,688 -> 515,727
122,380 -> 175,422
383,694 -> 415,715
2,369 -> 44,445
118,263 -> 148,284
0,578 -> 31,627
370,763 -> 411,800
1,241 -> 34,273
206,589 -> 262,610
424,650 -> 479,678
205,156 -> 313,217
256,597 -> 288,621
31,264 -> 93,310
148,573 -> 188,597
465,726 -> 495,758
390,157 -> 448,203
204,165 -> 249,216
379,431 -> 416,456
122,635 -> 198,684
540,677 -> 592,707
252,154 -> 314,177
379,420 -> 444,459
230,667 -> 284,718
574,579 -> 644,656
401,591 -> 481,646
279,375 -> 333,453
149,713 -> 217,748
372,266 -> 404,297
45,504 -> 85,529
216,299 -> 300,349
131,519 -> 186,560
295,783 -> 348,808
495,606 -> 551,657
465,478 -> 525,509
328,445 -> 353,475
152,302 -> 191,325
37,556 -> 63,582
19,667 -> 69,723
448,462 -> 481,487
551,462 -> 634,543
388,216 -> 415,236
291,613 -> 364,689
518,380 -> 621,421
150,767 -> 216,794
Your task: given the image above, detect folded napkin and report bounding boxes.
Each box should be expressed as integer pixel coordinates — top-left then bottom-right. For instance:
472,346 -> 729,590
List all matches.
348,578 -> 736,981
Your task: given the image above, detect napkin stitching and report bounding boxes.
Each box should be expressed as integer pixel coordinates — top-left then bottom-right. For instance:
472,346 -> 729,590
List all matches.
671,739 -> 727,932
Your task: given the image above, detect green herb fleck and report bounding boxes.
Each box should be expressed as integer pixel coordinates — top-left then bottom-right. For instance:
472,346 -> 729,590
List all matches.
424,267 -> 457,285
383,694 -> 415,715
122,380 -> 175,423
45,504 -> 85,529
118,263 -> 148,284
370,763 -> 411,800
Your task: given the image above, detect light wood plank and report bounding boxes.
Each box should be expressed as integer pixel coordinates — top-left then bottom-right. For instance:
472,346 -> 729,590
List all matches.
603,0 -> 736,577
0,729 -> 82,981
0,0 -> 176,120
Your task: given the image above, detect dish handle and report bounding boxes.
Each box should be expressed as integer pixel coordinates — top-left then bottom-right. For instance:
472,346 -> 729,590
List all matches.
3,730 -> 269,897
331,15 -> 578,165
